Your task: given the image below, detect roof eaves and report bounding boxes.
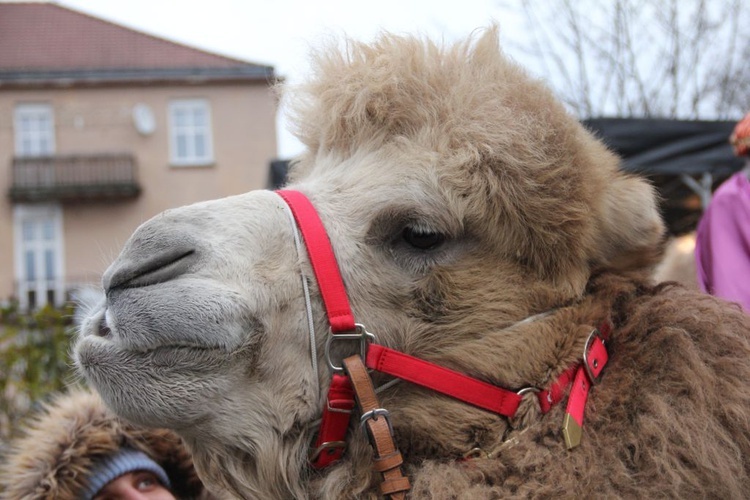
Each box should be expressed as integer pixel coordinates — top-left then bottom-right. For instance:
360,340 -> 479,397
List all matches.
0,66 -> 276,87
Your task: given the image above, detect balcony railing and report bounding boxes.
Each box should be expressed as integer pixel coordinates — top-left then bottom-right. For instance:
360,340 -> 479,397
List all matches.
9,154 -> 141,202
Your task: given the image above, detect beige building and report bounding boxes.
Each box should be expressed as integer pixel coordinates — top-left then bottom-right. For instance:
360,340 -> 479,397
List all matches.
0,3 -> 279,310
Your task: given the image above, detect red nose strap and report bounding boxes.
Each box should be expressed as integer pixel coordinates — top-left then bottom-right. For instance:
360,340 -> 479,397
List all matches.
278,189 -> 358,468
277,189 -> 356,333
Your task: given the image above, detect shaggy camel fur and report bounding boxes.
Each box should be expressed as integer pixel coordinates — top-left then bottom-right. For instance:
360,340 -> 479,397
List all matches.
75,28 -> 750,498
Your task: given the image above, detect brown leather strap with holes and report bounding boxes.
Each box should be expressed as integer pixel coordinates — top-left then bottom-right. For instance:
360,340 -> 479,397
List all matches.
343,355 -> 410,499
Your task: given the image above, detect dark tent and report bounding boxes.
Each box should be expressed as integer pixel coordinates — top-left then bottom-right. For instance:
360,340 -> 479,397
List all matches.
583,118 -> 741,177
584,118 -> 743,235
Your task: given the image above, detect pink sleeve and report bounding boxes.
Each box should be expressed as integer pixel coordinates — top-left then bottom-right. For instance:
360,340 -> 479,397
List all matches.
694,178 -> 750,311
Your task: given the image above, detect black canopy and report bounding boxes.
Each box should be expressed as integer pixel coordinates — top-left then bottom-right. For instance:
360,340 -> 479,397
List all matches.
584,118 -> 744,234
583,118 -> 743,177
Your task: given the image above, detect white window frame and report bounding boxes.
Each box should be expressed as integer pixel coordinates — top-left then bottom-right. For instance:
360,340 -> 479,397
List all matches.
14,103 -> 56,157
168,98 -> 214,166
13,204 -> 65,311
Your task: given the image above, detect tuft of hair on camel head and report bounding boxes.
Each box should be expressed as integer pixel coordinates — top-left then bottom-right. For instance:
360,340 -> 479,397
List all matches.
71,26 -> 750,500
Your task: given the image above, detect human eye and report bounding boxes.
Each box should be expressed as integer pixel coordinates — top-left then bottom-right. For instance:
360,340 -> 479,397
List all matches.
134,471 -> 159,491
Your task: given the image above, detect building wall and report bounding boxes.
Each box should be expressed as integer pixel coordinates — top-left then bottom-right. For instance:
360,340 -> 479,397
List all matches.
0,81 -> 278,304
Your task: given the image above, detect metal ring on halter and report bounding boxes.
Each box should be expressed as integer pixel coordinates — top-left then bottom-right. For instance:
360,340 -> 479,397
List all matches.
516,386 -> 541,397
308,441 -> 347,462
324,323 -> 377,373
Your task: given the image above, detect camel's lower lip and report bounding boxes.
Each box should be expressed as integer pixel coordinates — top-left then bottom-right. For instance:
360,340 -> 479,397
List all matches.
79,276 -> 257,355
74,337 -> 226,430
75,339 -> 229,388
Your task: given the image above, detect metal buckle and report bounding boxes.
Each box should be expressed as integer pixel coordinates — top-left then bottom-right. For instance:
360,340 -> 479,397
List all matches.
360,408 -> 393,436
582,328 -> 604,384
325,323 -> 376,373
516,386 -> 543,409
309,441 -> 347,462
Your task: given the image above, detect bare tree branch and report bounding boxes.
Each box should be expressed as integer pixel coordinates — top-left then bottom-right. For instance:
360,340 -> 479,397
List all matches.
508,0 -> 750,119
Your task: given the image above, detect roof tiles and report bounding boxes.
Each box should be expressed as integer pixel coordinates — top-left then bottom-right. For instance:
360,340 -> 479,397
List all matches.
0,3 -> 272,76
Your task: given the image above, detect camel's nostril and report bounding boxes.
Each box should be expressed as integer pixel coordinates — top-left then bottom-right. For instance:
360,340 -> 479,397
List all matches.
107,249 -> 197,291
97,317 -> 112,338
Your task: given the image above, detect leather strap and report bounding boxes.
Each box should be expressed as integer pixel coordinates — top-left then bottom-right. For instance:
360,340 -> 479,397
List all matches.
344,355 -> 410,499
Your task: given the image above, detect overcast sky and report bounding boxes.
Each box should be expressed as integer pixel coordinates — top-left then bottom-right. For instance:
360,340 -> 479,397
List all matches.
58,0 -> 525,158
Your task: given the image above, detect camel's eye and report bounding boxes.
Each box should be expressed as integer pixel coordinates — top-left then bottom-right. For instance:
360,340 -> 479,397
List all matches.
402,227 -> 445,250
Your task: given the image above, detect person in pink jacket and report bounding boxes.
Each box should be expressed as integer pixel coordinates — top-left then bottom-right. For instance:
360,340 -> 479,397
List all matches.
695,112 -> 750,312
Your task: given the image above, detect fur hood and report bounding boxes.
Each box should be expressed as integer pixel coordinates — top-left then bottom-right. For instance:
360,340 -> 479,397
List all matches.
0,388 -> 210,500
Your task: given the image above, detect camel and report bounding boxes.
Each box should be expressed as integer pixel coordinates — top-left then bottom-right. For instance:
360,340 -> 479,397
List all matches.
74,27 -> 750,498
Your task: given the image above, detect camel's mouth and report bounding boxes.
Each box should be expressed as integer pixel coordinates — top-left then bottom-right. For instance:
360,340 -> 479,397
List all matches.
76,334 -> 223,365
79,329 -> 221,356
78,280 -> 258,359
75,324 -> 225,384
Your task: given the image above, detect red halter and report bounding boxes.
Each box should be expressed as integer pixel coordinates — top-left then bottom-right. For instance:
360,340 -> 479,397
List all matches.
276,189 -> 609,467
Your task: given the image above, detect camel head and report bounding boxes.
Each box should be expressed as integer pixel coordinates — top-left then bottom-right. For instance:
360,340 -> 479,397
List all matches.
75,27 -> 665,497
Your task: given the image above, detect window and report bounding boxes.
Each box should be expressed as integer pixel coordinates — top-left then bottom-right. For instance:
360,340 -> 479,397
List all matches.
14,103 -> 55,157
13,204 -> 64,311
168,99 -> 214,166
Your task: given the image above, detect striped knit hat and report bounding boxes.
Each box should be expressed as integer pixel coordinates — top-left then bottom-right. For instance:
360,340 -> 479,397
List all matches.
81,448 -> 172,499
730,111 -> 750,157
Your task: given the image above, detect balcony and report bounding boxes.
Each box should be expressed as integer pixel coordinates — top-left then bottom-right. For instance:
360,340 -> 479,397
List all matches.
9,154 -> 141,202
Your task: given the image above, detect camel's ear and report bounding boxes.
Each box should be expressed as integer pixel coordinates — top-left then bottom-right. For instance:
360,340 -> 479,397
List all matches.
591,173 -> 666,272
